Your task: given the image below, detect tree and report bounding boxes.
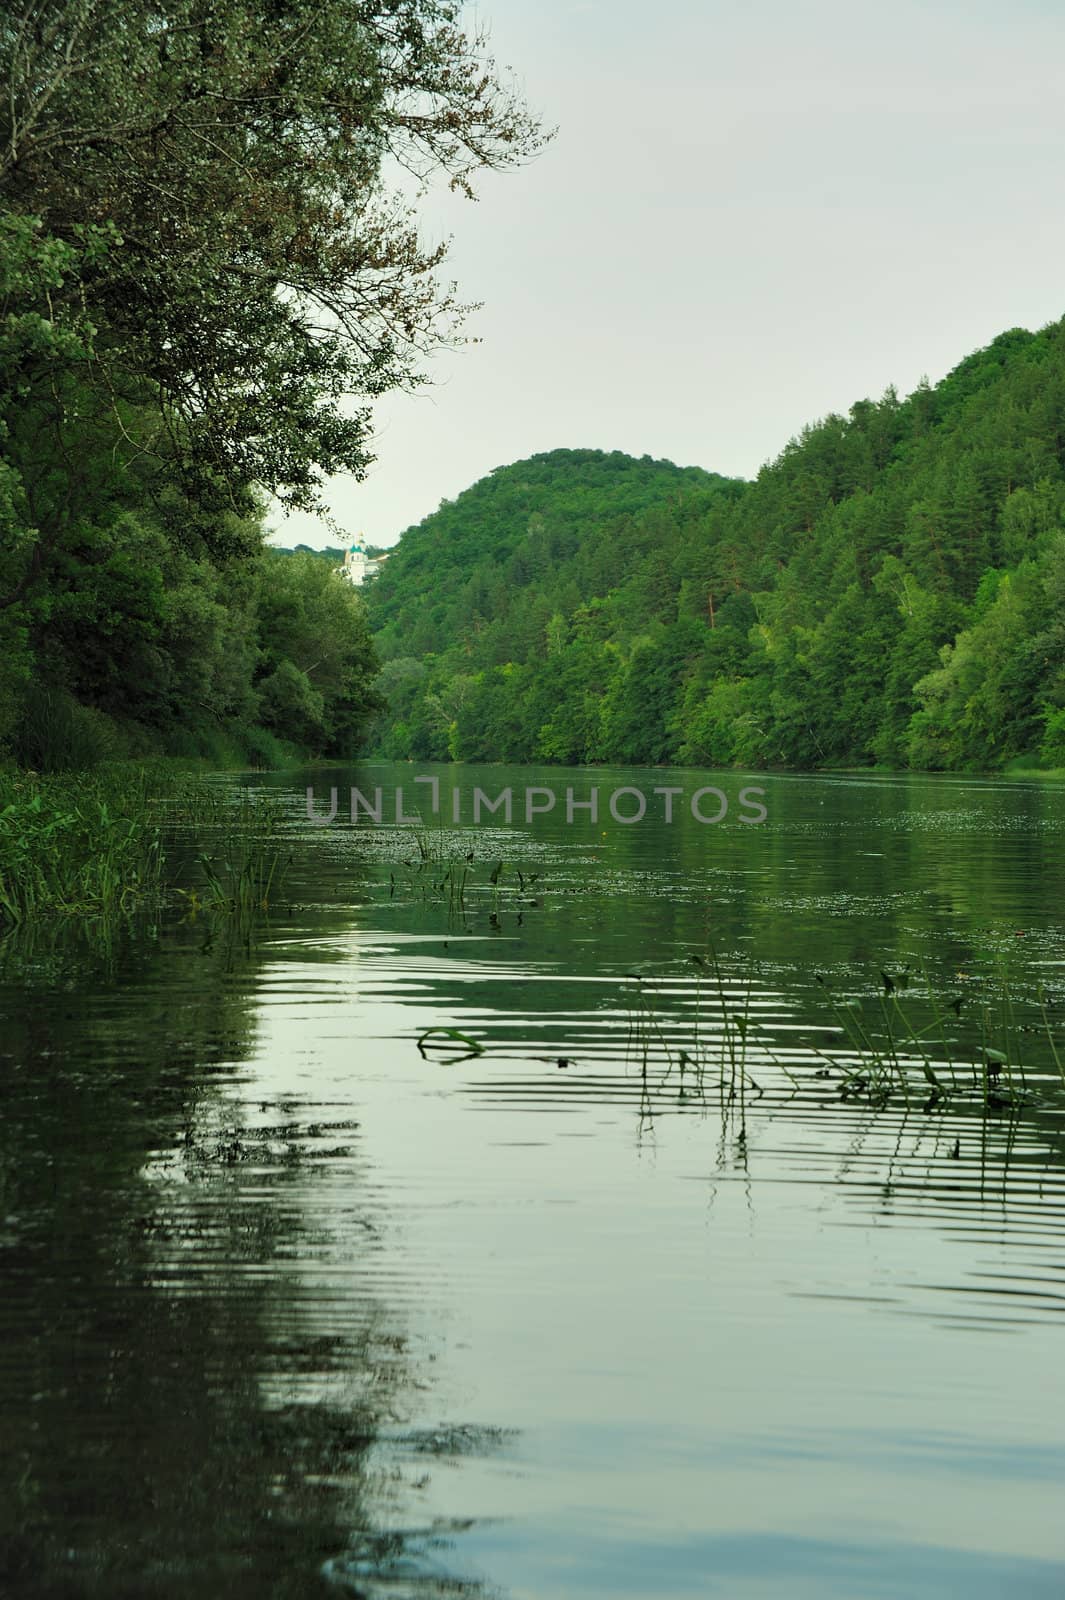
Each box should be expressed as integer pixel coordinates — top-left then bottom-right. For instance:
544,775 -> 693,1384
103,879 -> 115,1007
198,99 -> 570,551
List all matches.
255,551 -> 382,753
0,0 -> 548,601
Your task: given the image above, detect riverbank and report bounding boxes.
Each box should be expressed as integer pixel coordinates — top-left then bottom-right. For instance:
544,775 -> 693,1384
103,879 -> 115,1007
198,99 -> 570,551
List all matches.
0,762 -> 287,926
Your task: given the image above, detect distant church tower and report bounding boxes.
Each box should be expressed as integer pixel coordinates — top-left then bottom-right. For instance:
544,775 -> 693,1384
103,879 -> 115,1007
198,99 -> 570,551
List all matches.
341,535 -> 383,586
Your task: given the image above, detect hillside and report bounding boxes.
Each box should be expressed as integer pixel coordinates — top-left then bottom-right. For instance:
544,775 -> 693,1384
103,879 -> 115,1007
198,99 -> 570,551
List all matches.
369,449 -> 741,660
365,326 -> 1065,771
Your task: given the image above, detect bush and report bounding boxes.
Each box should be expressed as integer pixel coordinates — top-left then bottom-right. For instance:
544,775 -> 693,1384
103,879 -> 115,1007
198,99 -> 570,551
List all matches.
238,722 -> 299,771
14,684 -> 125,772
257,658 -> 328,750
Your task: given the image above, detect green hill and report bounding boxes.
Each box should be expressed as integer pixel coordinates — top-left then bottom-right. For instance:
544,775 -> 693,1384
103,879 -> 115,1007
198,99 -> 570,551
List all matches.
367,327 -> 1065,772
369,448 -> 741,659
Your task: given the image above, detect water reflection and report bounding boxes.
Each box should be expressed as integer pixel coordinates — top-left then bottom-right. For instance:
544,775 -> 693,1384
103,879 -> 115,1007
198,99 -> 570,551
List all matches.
0,910 -> 492,1598
1,764 -> 1064,1597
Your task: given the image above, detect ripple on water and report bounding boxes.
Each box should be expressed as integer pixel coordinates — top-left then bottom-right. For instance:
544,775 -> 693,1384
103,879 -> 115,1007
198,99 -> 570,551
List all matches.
3,766 -> 1065,1596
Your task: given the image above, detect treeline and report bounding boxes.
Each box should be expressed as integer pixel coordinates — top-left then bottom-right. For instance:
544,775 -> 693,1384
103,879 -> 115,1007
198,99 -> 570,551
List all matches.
0,246 -> 382,771
366,325 -> 1065,771
0,355 -> 381,770
0,1 -> 544,773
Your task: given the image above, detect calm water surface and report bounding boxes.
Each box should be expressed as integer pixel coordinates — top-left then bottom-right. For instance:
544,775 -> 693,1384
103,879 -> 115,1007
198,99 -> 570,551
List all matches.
2,763 -> 1065,1598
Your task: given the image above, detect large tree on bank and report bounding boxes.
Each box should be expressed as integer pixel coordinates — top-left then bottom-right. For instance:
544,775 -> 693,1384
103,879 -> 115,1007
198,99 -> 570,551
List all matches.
0,0 -> 547,602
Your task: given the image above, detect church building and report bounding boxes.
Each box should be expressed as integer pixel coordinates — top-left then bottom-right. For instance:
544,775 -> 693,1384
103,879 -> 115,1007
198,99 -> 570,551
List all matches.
340,537 -> 386,586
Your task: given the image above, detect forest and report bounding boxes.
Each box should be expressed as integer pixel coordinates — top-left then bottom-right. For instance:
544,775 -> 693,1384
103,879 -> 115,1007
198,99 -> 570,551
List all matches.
0,0 -> 543,772
366,322 -> 1065,773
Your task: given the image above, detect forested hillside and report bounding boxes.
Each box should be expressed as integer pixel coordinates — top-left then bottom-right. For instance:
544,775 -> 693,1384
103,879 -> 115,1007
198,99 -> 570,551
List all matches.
366,325 -> 1065,771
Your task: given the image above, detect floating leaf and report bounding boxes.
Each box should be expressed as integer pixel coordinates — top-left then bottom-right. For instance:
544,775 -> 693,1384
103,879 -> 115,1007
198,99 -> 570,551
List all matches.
417,1027 -> 484,1058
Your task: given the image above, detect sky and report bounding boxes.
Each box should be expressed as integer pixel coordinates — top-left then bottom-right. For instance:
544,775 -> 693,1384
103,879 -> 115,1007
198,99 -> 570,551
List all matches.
270,0 -> 1065,550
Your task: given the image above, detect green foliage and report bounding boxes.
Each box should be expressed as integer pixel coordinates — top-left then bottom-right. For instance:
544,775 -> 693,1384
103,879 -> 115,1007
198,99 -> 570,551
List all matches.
0,471 -> 381,766
257,660 -> 327,750
0,1 -> 546,523
0,2 -> 542,769
366,326 -> 1065,772
0,766 -> 163,923
15,685 -> 125,772
255,551 -> 384,754
0,764 -> 297,926
370,448 -> 740,666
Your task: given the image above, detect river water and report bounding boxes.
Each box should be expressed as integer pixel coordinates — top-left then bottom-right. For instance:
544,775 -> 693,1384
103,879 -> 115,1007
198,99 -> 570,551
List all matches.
2,762 -> 1064,1598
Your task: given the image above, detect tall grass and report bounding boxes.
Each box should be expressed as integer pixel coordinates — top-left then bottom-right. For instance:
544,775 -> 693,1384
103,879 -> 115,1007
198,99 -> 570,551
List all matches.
190,792 -> 290,921
0,766 -> 163,923
0,766 -> 289,929
614,950 -> 1064,1134
811,964 -> 1065,1107
14,682 -> 301,777
14,685 -> 128,772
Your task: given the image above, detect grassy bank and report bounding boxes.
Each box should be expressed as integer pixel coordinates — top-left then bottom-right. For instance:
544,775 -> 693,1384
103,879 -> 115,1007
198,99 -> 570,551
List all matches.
0,766 -> 167,923
0,762 -> 289,928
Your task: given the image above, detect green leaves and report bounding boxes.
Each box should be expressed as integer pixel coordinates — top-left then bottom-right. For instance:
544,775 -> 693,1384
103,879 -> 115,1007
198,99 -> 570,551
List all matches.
364,318 -> 1065,776
255,550 -> 383,754
1,0 -> 547,512
416,1027 -> 484,1059
0,766 -> 163,922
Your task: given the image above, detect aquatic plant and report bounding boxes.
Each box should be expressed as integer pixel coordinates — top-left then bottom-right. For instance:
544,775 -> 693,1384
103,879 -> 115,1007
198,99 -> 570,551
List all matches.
387,838 -> 544,929
184,792 -> 292,939
417,1027 -> 485,1059
623,948 -> 779,1117
0,766 -> 164,924
811,963 -> 1064,1110
608,947 -> 1065,1139
0,766 -> 293,933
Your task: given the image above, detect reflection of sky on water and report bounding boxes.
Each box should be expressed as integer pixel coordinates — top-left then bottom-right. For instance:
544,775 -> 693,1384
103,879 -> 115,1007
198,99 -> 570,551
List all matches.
239,761 -> 1065,1593
3,762 -> 1064,1596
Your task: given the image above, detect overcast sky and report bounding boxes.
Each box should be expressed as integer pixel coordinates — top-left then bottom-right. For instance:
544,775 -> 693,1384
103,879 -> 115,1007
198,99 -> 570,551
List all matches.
271,0 -> 1065,549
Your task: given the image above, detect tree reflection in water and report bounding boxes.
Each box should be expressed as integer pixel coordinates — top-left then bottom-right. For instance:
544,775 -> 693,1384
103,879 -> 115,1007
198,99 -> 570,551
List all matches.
0,916 -> 485,1599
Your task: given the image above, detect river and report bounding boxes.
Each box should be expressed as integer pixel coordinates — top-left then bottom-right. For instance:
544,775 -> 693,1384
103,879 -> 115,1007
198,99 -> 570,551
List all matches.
2,761 -> 1064,1598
